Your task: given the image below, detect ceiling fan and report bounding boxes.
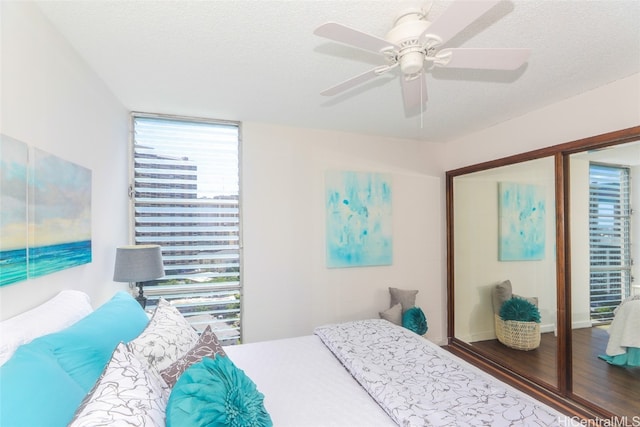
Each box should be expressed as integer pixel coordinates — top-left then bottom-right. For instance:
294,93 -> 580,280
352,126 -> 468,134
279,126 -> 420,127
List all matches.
314,0 -> 531,113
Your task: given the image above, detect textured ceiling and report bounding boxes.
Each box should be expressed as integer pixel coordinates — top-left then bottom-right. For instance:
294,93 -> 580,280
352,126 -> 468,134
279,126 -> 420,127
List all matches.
35,0 -> 640,142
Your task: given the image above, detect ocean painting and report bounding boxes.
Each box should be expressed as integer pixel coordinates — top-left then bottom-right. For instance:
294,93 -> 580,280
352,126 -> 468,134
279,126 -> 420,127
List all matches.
0,136 -> 29,286
28,149 -> 92,278
499,182 -> 545,261
326,170 -> 392,268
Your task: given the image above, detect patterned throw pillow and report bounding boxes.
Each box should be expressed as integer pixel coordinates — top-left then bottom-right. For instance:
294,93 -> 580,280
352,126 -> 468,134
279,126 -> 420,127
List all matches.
128,298 -> 199,372
68,343 -> 168,427
160,325 -> 227,387
166,356 -> 272,427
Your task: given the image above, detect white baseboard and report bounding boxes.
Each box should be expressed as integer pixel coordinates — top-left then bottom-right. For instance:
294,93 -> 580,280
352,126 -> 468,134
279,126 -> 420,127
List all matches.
571,320 -> 593,329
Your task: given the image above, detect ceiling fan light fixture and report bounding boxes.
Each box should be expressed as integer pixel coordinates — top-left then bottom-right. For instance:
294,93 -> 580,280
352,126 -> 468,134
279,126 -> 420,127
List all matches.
400,49 -> 425,75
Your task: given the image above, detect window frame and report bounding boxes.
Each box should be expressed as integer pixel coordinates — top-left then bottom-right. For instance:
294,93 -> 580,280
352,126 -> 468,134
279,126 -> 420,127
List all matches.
128,112 -> 243,344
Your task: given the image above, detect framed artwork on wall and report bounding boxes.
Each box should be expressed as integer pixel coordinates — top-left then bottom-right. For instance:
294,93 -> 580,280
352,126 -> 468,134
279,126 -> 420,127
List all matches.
498,182 -> 546,261
0,135 -> 92,286
325,170 -> 392,268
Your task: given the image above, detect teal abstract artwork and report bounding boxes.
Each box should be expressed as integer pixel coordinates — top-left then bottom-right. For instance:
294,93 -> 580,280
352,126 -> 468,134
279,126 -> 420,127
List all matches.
499,182 -> 545,261
326,171 -> 392,268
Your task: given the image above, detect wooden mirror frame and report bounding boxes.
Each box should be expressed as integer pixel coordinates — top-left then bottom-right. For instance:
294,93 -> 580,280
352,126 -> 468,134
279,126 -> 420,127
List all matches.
445,125 -> 640,419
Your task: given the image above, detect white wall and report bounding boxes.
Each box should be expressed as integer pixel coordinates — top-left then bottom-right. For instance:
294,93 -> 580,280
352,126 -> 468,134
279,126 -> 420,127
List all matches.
0,1 -> 129,318
568,158 -> 592,326
241,123 -> 445,343
443,73 -> 640,170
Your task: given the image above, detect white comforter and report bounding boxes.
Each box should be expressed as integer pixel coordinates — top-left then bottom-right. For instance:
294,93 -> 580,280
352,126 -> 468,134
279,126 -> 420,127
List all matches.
315,319 -> 566,427
606,298 -> 640,356
225,334 -> 397,427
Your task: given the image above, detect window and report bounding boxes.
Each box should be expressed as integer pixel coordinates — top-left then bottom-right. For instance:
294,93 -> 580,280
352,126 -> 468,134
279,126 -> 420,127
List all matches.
131,113 -> 241,344
588,163 -> 632,324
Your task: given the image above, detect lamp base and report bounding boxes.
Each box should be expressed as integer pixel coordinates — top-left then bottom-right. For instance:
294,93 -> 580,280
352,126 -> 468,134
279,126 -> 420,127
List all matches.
136,283 -> 147,309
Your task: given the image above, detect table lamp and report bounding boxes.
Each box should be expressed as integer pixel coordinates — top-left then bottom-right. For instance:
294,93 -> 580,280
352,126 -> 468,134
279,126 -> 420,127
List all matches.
113,245 -> 164,308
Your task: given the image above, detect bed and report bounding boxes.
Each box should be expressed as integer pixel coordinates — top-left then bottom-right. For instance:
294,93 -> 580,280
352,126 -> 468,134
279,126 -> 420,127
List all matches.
599,296 -> 640,367
0,290 -> 568,427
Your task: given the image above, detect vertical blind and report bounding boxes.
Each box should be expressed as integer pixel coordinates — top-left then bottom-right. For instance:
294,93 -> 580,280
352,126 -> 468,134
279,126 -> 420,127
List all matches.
588,163 -> 631,324
131,114 -> 242,344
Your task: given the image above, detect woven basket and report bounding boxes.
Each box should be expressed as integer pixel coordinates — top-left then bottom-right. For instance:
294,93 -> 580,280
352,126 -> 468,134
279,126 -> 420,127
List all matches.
494,314 -> 540,351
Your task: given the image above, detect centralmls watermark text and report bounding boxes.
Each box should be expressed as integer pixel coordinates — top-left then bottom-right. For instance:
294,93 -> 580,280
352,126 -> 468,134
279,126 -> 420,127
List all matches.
559,416 -> 640,427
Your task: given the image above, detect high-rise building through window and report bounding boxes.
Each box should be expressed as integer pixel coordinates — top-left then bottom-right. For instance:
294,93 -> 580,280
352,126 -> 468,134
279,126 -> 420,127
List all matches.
131,113 -> 242,344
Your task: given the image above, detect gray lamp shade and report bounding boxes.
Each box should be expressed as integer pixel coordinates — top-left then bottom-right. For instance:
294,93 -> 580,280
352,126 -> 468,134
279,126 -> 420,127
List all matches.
113,245 -> 165,283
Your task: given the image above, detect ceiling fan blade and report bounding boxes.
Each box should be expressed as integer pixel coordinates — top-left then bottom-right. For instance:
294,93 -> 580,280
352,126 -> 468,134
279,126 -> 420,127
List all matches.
314,22 -> 399,54
421,0 -> 501,47
436,48 -> 531,70
401,72 -> 428,112
320,68 -> 382,96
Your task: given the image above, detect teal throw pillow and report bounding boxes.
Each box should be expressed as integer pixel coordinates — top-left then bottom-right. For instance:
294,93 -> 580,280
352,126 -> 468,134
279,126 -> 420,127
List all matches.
0,345 -> 86,427
167,356 -> 272,427
499,297 -> 541,323
0,291 -> 148,427
402,306 -> 428,335
34,290 -> 150,391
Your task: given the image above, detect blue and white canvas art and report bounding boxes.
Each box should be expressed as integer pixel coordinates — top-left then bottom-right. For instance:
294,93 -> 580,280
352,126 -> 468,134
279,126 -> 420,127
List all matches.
28,149 -> 92,278
326,171 -> 392,268
0,136 -> 29,286
499,182 -> 545,261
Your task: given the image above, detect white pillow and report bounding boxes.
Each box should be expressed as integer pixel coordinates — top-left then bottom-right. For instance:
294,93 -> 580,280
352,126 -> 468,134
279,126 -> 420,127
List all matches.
68,343 -> 169,427
127,298 -> 199,372
0,290 -> 93,366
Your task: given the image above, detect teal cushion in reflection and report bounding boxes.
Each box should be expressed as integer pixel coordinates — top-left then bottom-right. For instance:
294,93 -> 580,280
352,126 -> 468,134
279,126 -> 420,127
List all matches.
167,356 -> 272,427
402,306 -> 428,335
599,347 -> 640,367
499,297 -> 541,323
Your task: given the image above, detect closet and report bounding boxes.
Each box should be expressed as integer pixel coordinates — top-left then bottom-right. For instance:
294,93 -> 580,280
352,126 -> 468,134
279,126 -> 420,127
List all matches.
446,126 -> 640,419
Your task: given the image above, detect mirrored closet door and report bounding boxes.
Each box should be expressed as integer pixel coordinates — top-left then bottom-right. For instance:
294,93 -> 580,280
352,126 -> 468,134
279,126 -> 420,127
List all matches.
447,126 -> 640,419
568,141 -> 640,418
452,156 -> 558,389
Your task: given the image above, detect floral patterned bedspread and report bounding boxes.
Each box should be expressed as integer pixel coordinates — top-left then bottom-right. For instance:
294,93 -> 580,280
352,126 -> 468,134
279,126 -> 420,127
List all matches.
314,319 -> 565,427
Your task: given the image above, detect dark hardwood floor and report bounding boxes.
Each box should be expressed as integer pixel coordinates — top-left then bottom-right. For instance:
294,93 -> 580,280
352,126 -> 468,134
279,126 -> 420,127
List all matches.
470,327 -> 639,419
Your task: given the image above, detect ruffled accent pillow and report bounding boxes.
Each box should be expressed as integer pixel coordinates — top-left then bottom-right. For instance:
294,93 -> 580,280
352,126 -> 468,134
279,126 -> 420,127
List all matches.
68,343 -> 168,426
499,297 -> 541,323
160,325 -> 227,387
166,356 -> 272,427
402,306 -> 428,335
128,298 -> 199,372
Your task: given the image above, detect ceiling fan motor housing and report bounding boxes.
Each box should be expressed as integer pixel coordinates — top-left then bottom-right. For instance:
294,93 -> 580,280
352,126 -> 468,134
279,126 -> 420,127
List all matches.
385,9 -> 431,75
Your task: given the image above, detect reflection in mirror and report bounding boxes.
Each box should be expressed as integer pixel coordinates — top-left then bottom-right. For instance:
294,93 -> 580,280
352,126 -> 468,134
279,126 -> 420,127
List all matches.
569,141 -> 640,418
453,156 -> 557,388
